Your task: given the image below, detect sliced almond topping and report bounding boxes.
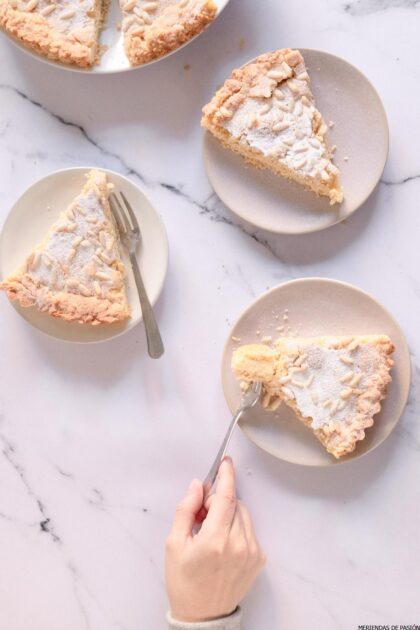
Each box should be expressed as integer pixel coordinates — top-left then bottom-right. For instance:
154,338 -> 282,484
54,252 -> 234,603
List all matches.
142,1 -> 158,10
330,401 -> 339,415
322,399 -> 332,408
42,254 -> 52,268
280,375 -> 291,384
273,121 -> 289,132
290,366 -> 306,373
93,281 -> 102,296
78,283 -> 91,297
287,79 -> 300,94
124,0 -> 137,9
25,0 -> 37,11
67,248 -> 76,263
267,70 -> 285,81
340,387 -> 353,400
96,272 -> 111,281
340,371 -> 354,384
297,71 -> 309,82
67,278 -> 79,289
262,392 -> 272,408
295,353 -> 308,367
281,136 -> 295,147
259,103 -> 271,115
60,9 -> 75,19
295,157 -> 307,170
294,100 -> 303,116
220,106 -> 232,119
28,251 -> 41,271
291,379 -> 305,388
339,355 -> 353,366
350,373 -> 362,387
41,4 -> 56,16
305,374 -> 314,387
247,113 -> 258,129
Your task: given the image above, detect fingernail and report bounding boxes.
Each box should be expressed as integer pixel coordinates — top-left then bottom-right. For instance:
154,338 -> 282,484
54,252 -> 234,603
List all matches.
223,455 -> 233,465
188,479 -> 200,492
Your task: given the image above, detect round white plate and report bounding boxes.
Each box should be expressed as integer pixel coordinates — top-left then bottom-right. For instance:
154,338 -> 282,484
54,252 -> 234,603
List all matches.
0,167 -> 168,343
204,49 -> 389,234
221,278 -> 410,466
2,0 -> 230,74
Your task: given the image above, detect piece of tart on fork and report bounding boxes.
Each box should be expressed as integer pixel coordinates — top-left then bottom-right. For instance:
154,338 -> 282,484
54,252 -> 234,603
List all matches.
202,48 -> 343,205
232,335 -> 394,458
0,170 -> 130,325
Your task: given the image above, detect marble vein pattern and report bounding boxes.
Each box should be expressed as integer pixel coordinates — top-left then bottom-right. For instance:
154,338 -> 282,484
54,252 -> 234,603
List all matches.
0,0 -> 420,628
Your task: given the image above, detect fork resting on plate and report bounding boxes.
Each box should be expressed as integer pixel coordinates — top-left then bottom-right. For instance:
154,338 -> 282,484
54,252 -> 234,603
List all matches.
110,191 -> 164,359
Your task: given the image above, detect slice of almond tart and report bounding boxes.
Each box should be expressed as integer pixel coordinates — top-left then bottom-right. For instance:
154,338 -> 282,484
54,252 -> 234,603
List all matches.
0,170 -> 131,325
232,335 -> 394,458
119,0 -> 217,65
202,48 -> 344,205
0,0 -> 106,68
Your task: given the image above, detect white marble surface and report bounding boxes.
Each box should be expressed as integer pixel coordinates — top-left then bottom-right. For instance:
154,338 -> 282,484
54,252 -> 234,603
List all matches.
0,1 -> 419,628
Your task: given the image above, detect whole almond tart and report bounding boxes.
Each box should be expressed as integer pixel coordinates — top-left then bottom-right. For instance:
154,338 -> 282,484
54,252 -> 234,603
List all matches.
0,0 -> 217,67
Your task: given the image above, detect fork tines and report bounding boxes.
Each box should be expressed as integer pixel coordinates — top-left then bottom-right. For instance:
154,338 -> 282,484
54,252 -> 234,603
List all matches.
109,191 -> 140,241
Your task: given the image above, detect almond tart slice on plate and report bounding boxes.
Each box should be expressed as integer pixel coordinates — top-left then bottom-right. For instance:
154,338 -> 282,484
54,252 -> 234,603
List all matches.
0,0 -> 106,67
232,335 -> 394,458
0,169 -> 130,325
202,48 -> 343,205
119,0 -> 217,65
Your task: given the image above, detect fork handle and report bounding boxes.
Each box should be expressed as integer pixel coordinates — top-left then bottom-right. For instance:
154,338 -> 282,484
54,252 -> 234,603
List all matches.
130,252 -> 164,359
202,407 -> 245,503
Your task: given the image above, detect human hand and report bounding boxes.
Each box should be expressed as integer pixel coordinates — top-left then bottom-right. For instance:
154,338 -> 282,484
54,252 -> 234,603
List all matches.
165,457 -> 266,623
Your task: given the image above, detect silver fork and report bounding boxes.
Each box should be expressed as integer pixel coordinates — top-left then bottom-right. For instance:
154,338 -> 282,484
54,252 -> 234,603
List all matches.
202,381 -> 262,502
110,191 -> 164,359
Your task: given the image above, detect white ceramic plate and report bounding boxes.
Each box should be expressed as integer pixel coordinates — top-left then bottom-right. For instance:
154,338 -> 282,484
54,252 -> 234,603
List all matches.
204,49 -> 389,234
0,167 -> 168,343
221,278 -> 411,466
2,0 -> 230,74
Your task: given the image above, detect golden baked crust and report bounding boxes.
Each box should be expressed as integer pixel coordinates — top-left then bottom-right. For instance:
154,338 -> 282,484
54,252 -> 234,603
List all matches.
121,0 -> 217,66
0,0 -> 104,68
232,335 -> 394,458
202,49 -> 343,205
0,170 -> 131,325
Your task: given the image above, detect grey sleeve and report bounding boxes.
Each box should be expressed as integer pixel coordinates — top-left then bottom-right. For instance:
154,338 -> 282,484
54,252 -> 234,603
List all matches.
167,607 -> 242,630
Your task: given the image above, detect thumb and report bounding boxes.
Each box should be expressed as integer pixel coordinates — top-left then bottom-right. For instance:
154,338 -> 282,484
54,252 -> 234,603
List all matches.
170,479 -> 203,540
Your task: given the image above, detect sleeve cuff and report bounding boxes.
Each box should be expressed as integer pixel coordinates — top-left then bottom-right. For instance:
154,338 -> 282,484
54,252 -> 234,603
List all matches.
167,607 -> 242,630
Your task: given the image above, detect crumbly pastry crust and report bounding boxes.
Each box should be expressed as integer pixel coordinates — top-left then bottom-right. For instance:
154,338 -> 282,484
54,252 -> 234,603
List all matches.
0,170 -> 131,325
0,0 -> 104,68
202,49 -> 344,205
232,335 -> 394,458
120,0 -> 217,65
